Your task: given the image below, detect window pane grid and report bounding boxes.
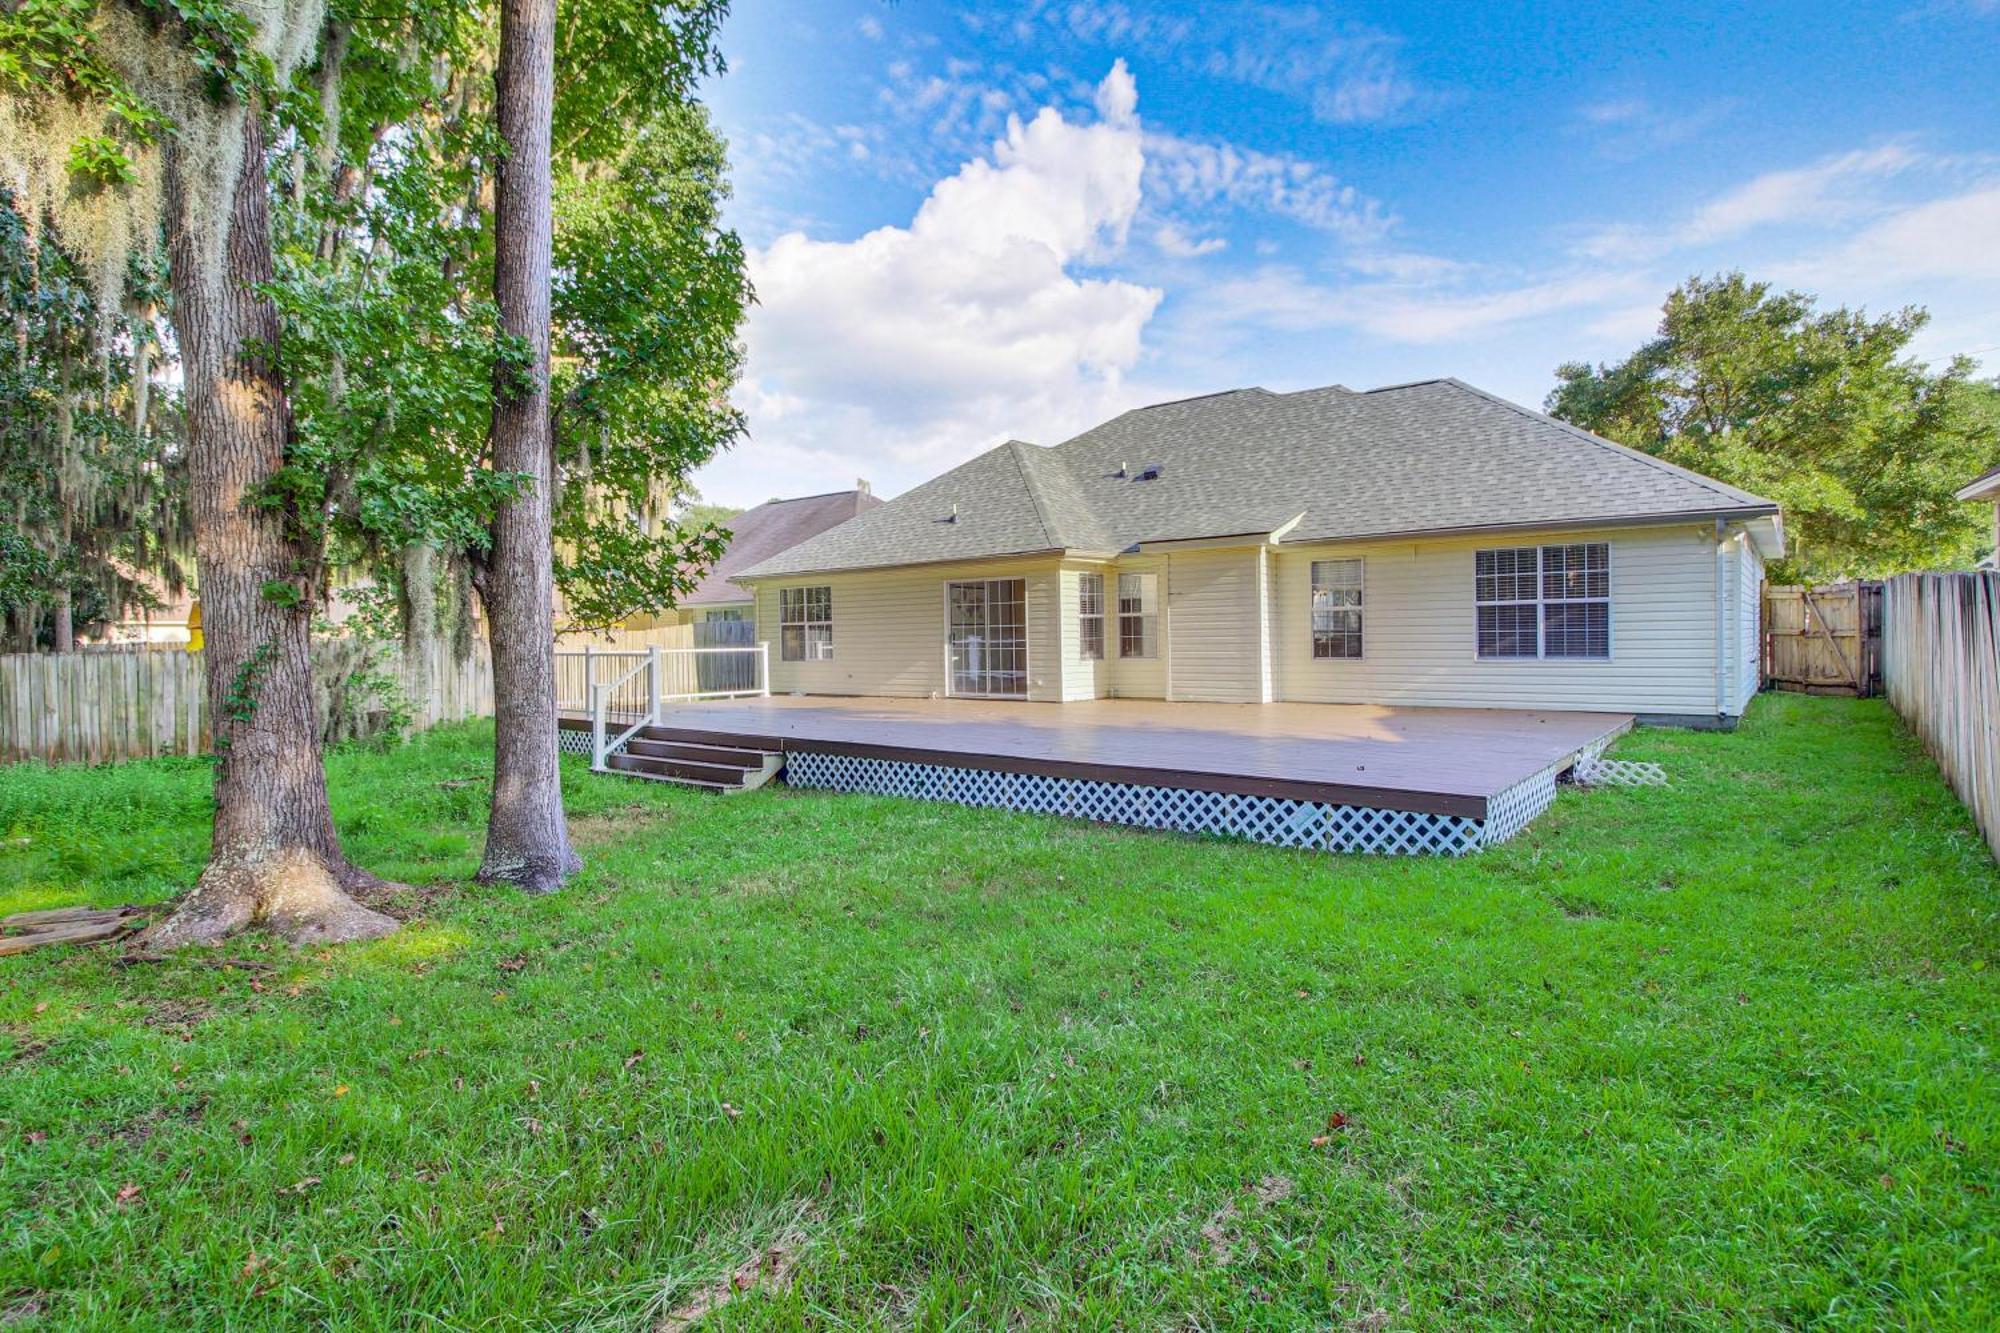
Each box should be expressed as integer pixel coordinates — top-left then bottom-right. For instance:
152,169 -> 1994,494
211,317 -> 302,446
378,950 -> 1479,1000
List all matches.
1117,572 -> 1157,659
779,585 -> 833,661
1474,544 -> 1609,659
948,578 -> 1027,697
1078,572 -> 1105,661
1310,558 -> 1364,659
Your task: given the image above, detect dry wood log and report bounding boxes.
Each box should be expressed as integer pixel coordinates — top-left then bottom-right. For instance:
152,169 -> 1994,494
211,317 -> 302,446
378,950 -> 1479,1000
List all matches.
0,919 -> 136,956
1,905 -> 142,931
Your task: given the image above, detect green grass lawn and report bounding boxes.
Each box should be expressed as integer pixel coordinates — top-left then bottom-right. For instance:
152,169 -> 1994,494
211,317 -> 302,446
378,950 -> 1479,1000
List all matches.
1,694 -> 1996,1329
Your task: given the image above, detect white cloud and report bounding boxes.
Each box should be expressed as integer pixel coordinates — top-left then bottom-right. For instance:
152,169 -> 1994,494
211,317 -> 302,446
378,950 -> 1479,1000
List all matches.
1799,183 -> 2000,283
1188,264 -> 1655,346
1574,94 -> 1737,160
1574,143 -> 1931,261
1153,222 -> 1226,258
1145,133 -> 1393,242
708,63 -> 1165,502
1684,144 -> 1923,243
975,1 -> 1435,125
856,14 -> 883,41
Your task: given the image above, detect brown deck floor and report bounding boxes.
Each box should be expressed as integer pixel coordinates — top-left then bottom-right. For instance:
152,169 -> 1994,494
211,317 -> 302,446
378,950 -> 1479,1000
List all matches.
564,696 -> 1632,818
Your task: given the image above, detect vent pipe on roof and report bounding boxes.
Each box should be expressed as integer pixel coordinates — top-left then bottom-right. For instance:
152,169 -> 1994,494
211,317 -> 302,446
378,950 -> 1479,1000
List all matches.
1115,460 -> 1127,478
945,503 -> 959,524
856,477 -> 871,495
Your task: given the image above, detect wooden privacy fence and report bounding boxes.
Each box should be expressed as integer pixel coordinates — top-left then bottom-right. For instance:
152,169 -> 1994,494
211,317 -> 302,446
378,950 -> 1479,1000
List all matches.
1882,572 -> 2000,862
1764,582 -> 1882,697
0,638 -> 494,764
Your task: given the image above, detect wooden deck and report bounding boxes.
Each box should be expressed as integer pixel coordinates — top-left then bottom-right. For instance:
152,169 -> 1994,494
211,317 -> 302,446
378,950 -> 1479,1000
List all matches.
561,697 -> 1632,818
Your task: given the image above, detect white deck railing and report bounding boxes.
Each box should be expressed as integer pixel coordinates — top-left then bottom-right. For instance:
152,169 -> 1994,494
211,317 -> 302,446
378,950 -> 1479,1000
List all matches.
553,643 -> 770,771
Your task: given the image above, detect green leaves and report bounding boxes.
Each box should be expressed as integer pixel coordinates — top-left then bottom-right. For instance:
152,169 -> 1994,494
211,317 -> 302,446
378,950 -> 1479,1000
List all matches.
1549,273 -> 1998,580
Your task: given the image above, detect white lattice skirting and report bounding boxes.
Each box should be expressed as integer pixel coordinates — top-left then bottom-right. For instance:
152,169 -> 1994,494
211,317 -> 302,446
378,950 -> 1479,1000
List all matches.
783,750 -> 1565,856
556,727 -> 630,759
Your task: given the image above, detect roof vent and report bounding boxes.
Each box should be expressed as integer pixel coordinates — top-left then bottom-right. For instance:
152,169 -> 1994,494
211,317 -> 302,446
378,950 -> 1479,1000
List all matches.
1133,462 -> 1163,481
939,502 -> 959,524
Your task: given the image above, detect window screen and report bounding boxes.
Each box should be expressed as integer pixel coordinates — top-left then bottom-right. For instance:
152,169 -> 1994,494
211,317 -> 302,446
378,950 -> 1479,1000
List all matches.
778,585 -> 832,661
1310,558 -> 1364,659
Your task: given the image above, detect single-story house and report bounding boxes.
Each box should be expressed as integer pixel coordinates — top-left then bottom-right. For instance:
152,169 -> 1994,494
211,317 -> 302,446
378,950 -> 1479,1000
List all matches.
733,379 -> 1784,728
621,484 -> 882,629
1959,463 -> 2000,569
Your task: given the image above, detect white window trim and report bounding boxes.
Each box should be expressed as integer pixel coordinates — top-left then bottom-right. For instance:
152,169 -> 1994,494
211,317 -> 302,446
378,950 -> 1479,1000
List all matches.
1472,543 -> 1614,663
1077,571 -> 1106,662
779,585 -> 834,662
941,576 -> 1031,699
1116,571 -> 1159,660
1309,557 -> 1366,661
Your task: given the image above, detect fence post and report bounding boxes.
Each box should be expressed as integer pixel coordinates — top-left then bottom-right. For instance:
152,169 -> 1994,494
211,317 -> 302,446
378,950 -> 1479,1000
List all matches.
648,645 -> 662,722
757,641 -> 770,697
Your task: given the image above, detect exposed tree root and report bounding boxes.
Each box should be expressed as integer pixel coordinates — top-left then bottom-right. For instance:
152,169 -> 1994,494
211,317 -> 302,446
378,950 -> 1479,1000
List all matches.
135,849 -> 398,952
474,843 -> 582,895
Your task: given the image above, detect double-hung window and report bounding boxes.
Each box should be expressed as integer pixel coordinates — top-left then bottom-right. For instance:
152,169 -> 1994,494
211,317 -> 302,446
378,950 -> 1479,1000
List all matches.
1474,543 -> 1610,659
1078,572 -> 1105,661
778,585 -> 833,661
1310,558 -> 1364,658
1117,572 -> 1158,659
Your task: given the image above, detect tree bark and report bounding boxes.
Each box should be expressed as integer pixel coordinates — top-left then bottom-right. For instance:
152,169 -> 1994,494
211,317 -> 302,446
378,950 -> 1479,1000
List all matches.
476,0 -> 577,893
138,103 -> 396,950
51,589 -> 73,653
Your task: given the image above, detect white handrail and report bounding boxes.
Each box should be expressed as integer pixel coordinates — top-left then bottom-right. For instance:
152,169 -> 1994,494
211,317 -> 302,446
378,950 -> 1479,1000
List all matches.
561,641 -> 772,768
590,655 -> 655,769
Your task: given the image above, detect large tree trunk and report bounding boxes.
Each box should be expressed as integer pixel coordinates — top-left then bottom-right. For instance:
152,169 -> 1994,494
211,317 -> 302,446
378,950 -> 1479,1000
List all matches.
51,590 -> 73,653
139,104 -> 396,950
477,0 -> 577,892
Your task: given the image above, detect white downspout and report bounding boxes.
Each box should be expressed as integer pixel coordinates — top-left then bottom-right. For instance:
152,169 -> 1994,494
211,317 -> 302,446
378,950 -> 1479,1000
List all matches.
1714,518 -> 1728,721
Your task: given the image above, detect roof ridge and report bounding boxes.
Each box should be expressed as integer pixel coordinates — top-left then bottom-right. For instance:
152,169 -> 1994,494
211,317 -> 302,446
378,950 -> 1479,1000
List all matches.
1136,386 -> 1271,411
1432,378 -> 1777,510
1005,439 -> 1064,549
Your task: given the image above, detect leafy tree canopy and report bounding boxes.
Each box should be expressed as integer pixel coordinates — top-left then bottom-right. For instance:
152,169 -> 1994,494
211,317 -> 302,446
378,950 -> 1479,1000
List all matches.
1548,273 -> 2000,581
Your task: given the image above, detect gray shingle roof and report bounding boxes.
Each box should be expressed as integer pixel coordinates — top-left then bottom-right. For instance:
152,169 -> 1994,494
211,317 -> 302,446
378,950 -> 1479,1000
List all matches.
683,488 -> 882,604
737,378 -> 1780,580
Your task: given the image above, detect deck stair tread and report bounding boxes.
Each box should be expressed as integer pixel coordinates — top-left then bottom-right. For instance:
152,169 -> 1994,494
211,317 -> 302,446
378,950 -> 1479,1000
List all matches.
598,742 -> 784,794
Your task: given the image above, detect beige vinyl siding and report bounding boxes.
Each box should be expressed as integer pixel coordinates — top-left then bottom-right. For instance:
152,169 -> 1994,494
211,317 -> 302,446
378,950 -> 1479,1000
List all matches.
1057,563 -> 1112,701
1108,555 -> 1168,699
1165,547 -> 1263,703
750,558 -> 1063,701
1269,524 -> 1722,715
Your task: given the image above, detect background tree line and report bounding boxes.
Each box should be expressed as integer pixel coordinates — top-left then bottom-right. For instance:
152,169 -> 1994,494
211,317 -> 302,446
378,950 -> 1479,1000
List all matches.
0,0 -> 747,943
1548,273 -> 2000,581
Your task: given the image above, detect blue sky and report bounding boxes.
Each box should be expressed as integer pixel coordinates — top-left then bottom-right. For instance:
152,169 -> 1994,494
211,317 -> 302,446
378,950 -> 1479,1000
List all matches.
689,0 -> 2000,506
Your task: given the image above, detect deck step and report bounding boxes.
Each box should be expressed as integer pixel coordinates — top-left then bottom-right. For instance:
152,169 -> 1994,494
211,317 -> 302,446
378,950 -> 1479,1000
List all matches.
622,738 -> 768,770
599,745 -> 785,794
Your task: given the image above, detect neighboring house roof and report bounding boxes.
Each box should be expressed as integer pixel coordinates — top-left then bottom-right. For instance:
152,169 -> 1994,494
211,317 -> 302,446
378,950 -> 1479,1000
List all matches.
1957,462 -> 2000,502
737,379 -> 1782,581
684,487 -> 883,605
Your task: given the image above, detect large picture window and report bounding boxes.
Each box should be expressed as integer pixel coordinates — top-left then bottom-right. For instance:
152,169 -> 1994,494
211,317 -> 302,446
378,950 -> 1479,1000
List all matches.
1117,572 -> 1157,659
1310,558 -> 1364,658
1078,572 -> 1105,661
1475,544 -> 1610,659
778,585 -> 833,661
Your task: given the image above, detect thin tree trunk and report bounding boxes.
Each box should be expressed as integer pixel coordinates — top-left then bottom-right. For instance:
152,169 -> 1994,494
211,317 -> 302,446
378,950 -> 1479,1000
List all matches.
477,0 -> 577,892
139,103 -> 396,950
52,590 -> 73,654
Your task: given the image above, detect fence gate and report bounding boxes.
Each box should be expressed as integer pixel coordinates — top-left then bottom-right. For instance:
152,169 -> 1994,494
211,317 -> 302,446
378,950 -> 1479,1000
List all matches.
1763,582 -> 1881,697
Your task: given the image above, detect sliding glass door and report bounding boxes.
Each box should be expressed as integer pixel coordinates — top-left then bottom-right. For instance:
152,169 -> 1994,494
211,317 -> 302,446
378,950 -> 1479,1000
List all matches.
946,578 -> 1028,698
